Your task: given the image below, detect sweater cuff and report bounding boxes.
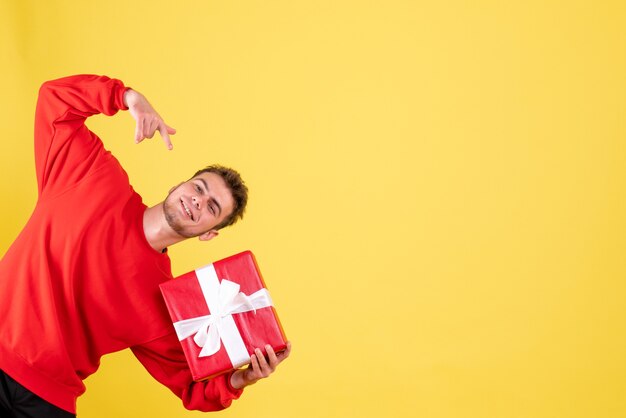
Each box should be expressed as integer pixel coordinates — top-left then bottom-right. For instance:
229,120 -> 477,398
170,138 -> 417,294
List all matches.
114,83 -> 131,111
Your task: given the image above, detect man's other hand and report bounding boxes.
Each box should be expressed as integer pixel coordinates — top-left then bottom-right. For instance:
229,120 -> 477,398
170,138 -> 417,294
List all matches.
230,341 -> 292,389
124,89 -> 176,150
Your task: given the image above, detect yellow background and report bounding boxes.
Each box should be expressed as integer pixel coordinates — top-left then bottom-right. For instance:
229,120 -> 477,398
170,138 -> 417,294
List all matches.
1,1 -> 625,417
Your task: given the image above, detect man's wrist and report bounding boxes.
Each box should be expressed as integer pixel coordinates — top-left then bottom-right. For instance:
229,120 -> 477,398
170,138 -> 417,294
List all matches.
122,89 -> 133,108
123,88 -> 138,109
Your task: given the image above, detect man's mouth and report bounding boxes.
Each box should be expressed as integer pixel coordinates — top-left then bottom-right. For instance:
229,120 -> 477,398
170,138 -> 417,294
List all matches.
181,199 -> 194,221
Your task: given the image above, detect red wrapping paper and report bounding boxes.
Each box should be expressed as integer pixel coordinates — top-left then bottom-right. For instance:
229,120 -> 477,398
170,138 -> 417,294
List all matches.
159,250 -> 287,381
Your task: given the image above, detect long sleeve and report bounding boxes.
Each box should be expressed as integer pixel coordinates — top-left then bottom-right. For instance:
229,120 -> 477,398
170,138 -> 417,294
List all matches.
33,74 -> 129,198
131,332 -> 244,412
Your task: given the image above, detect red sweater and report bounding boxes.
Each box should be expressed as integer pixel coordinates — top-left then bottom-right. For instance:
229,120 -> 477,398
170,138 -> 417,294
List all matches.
0,75 -> 242,413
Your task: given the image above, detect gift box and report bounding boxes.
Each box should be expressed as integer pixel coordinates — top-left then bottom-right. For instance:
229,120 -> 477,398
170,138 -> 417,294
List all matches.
159,250 -> 287,381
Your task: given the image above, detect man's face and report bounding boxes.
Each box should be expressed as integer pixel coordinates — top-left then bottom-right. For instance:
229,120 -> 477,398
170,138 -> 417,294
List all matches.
163,172 -> 235,238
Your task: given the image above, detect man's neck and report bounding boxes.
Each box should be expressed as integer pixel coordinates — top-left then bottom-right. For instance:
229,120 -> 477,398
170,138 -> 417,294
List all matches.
143,203 -> 186,252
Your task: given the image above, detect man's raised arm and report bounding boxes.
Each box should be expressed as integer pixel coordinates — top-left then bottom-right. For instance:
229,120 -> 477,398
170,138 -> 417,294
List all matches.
33,75 -> 175,197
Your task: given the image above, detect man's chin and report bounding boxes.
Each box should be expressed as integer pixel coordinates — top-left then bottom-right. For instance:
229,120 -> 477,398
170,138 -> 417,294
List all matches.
164,207 -> 196,238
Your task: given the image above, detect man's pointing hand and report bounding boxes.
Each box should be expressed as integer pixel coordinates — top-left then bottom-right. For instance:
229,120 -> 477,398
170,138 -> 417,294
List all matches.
124,89 -> 176,150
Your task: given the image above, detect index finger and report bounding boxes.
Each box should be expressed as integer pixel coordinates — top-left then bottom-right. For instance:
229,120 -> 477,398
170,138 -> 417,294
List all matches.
158,122 -> 173,150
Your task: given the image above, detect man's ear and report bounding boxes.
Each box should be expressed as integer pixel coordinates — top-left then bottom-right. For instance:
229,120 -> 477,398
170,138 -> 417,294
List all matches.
198,230 -> 219,242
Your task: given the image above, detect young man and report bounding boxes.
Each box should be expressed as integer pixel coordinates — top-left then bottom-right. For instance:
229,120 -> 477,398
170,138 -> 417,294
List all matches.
0,75 -> 290,418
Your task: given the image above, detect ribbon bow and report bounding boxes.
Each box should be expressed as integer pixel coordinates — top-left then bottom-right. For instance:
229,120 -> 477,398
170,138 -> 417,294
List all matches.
172,265 -> 273,362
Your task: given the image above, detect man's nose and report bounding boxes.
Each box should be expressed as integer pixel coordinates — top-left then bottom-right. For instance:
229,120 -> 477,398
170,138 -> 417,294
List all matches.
191,195 -> 202,209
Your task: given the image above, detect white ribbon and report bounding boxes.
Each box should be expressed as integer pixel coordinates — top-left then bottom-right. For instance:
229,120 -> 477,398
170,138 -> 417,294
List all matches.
172,264 -> 273,367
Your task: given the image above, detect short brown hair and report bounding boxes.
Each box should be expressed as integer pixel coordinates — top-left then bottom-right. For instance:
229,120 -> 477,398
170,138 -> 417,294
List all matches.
191,165 -> 248,230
